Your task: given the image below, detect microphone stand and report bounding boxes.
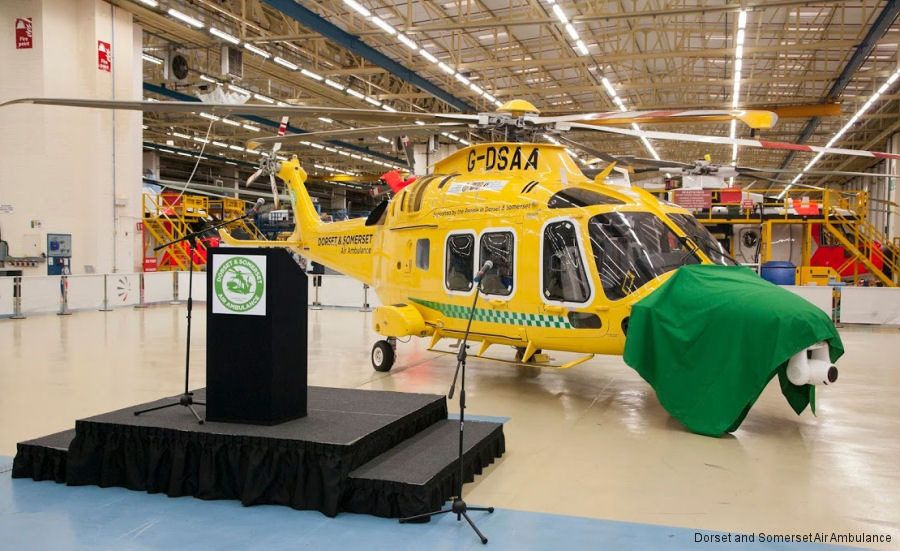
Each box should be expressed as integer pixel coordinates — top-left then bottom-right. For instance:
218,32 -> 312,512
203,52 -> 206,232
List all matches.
399,268 -> 494,544
134,204 -> 263,424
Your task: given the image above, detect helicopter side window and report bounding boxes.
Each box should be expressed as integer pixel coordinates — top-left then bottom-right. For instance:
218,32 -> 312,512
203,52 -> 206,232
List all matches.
416,239 -> 430,270
445,233 -> 475,292
542,221 -> 591,303
588,212 -> 699,301
479,232 -> 514,296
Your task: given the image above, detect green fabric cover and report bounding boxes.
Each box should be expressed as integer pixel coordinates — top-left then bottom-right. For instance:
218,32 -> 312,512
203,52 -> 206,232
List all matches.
623,265 -> 843,437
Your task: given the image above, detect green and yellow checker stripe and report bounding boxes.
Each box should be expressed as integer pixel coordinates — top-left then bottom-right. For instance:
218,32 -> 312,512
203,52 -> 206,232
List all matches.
409,298 -> 572,329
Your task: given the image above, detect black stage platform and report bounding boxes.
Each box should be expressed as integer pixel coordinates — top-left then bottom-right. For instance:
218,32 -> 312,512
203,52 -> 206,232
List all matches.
13,387 -> 505,518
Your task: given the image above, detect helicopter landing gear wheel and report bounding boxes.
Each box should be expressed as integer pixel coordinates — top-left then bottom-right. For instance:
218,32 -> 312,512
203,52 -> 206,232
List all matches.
372,339 -> 395,372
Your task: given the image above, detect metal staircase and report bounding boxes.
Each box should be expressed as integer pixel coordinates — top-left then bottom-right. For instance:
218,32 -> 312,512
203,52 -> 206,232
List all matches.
143,193 -> 260,271
824,191 -> 899,286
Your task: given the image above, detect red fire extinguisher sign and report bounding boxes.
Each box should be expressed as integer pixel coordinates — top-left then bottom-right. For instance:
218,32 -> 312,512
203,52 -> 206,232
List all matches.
16,18 -> 33,49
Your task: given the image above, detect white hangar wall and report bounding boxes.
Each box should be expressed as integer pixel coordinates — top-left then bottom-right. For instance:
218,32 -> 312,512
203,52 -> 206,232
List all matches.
0,0 -> 143,275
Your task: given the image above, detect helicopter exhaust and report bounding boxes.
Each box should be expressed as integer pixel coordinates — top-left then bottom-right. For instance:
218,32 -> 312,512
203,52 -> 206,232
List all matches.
786,342 -> 838,386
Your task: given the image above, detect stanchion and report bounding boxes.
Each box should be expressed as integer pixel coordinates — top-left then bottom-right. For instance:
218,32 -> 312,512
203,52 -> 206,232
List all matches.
11,276 -> 25,319
57,274 -> 72,316
169,271 -> 180,305
310,274 -> 323,310
134,273 -> 148,309
360,283 -> 372,312
99,274 -> 112,312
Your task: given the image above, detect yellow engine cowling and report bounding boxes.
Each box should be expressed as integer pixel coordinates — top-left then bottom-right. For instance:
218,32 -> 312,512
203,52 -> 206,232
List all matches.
373,304 -> 431,338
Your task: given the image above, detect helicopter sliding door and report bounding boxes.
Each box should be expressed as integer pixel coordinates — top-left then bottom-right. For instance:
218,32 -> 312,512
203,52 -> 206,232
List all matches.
541,219 -> 592,304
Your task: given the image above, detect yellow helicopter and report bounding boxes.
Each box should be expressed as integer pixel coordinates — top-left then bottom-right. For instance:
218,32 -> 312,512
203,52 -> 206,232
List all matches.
6,96 -> 896,434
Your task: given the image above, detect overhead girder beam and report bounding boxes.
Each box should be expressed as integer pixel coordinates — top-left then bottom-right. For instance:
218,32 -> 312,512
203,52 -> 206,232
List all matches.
258,0 -> 475,113
780,0 -> 900,169
324,39 -> 886,75
143,83 -> 402,164
253,0 -> 849,39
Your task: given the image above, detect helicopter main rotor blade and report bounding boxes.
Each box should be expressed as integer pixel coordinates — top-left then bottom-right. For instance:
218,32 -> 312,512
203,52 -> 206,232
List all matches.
537,109 -> 778,130
269,173 -> 279,210
246,168 -> 263,187
615,155 -> 695,169
552,135 -> 622,164
736,166 -> 900,179
569,122 -> 900,160
1,97 -> 479,125
248,122 -> 468,149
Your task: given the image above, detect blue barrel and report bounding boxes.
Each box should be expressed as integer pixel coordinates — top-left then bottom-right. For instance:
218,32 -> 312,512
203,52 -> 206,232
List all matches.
760,261 -> 796,285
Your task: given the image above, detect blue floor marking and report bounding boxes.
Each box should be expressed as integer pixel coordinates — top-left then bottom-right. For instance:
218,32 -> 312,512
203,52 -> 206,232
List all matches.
0,464 -> 876,551
447,413 -> 509,423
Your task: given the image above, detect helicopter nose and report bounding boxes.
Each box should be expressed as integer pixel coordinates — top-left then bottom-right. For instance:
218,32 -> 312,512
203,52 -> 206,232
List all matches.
786,342 -> 839,386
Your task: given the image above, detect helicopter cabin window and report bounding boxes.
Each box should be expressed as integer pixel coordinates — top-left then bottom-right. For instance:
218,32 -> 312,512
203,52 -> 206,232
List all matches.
542,221 -> 591,303
416,239 -> 430,270
588,212 -> 699,301
445,233 -> 475,292
547,188 -> 625,209
478,232 -> 514,296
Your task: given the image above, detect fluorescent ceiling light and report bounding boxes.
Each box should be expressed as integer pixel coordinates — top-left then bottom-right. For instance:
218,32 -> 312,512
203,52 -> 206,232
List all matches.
601,77 -> 616,97
397,33 -> 418,50
229,145 -> 245,151
419,49 -> 438,64
253,93 -> 275,103
381,104 -> 397,112
364,96 -> 382,106
199,74 -> 217,83
575,40 -> 589,56
565,23 -> 579,41
273,57 -> 298,70
242,124 -> 260,132
243,43 -> 270,59
172,132 -> 191,139
324,79 -> 344,90
167,8 -> 203,28
301,68 -> 324,81
344,0 -> 371,17
142,53 -> 164,65
212,141 -> 228,147
371,17 -> 396,35
346,88 -> 365,99
469,82 -> 484,95
221,118 -> 241,127
454,73 -> 470,86
551,4 -> 568,24
229,84 -> 250,95
209,28 -> 240,45
136,0 -> 158,7
318,117 -> 334,123
199,112 -> 221,121
377,136 -> 390,143
437,61 -> 454,74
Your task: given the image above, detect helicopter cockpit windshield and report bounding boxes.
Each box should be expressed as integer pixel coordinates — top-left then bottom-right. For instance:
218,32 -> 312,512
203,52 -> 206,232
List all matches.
588,212 -> 701,300
666,213 -> 737,267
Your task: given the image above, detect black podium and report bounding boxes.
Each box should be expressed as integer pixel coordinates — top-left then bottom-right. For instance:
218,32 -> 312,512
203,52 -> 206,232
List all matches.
206,247 -> 308,424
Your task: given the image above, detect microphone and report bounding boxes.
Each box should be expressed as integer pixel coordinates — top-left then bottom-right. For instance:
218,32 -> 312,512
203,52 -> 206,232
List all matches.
250,197 -> 265,214
474,260 -> 494,283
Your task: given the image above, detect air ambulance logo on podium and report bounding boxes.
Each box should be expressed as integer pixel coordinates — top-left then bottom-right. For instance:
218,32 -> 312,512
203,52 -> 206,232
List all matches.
212,255 -> 266,316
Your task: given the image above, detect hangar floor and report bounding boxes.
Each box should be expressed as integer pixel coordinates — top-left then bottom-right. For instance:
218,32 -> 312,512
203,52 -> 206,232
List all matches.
1,304 -> 898,550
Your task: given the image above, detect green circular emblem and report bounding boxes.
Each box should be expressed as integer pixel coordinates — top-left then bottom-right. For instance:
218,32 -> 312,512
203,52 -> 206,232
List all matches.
214,257 -> 264,313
